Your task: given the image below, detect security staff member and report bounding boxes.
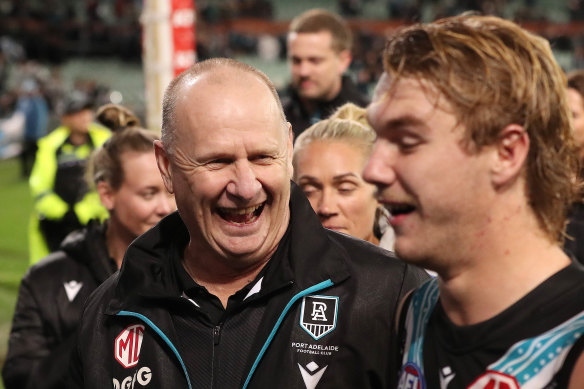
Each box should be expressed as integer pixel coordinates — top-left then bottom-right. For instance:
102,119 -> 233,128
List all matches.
29,91 -> 110,263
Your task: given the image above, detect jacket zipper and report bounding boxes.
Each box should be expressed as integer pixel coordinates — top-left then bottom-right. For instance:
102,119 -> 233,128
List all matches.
117,311 -> 193,389
213,324 -> 222,345
242,279 -> 335,389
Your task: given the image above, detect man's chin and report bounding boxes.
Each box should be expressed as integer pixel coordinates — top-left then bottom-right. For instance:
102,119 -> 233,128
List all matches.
298,89 -> 323,101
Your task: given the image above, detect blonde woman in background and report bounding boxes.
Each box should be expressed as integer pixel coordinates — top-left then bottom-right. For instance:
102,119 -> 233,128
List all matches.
293,102 -> 394,249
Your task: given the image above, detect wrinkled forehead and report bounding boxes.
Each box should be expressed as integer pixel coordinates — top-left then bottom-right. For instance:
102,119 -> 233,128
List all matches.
173,71 -> 288,142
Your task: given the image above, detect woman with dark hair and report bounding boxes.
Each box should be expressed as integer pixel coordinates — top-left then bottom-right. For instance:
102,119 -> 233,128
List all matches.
2,105 -> 175,389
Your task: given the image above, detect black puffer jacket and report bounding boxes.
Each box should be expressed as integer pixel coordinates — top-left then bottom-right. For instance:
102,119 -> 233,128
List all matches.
281,76 -> 369,138
2,221 -> 116,389
70,185 -> 428,389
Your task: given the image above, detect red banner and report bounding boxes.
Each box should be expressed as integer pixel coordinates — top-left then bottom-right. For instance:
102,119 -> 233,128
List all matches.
171,0 -> 196,76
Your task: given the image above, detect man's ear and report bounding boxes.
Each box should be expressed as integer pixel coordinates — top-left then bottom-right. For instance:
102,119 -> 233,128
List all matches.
338,49 -> 352,74
96,181 -> 115,212
287,122 -> 294,178
154,140 -> 175,194
491,124 -> 529,188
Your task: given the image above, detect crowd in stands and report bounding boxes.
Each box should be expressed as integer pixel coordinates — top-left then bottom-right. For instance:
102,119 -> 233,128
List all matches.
2,0 -> 584,158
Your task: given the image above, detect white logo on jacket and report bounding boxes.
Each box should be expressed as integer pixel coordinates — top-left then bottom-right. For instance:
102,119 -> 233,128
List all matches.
113,366 -> 152,388
63,280 -> 83,302
298,361 -> 327,389
300,295 -> 339,340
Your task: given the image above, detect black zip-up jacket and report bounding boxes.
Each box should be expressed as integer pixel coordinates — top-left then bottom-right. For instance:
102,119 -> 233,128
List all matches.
70,185 -> 428,388
281,76 -> 369,138
2,221 -> 115,389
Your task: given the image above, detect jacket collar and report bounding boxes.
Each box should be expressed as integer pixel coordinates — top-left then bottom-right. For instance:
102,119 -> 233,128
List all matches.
60,220 -> 115,284
107,182 -> 351,313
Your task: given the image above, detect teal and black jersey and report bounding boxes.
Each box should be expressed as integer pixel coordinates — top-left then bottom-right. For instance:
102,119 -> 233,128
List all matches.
397,263 -> 584,389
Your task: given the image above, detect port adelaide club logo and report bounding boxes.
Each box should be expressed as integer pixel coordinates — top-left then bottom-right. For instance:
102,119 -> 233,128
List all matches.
300,295 -> 338,340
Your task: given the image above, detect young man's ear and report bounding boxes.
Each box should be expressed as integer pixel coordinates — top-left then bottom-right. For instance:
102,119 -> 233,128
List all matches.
154,140 -> 175,194
490,124 -> 530,189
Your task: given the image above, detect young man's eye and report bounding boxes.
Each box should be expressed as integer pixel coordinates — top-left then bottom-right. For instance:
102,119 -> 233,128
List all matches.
398,135 -> 422,151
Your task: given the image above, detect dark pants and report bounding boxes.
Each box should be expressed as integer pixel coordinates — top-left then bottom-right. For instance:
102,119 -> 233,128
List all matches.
20,139 -> 38,177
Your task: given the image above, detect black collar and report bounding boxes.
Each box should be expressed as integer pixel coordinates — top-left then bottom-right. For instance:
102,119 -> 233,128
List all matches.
108,182 -> 351,312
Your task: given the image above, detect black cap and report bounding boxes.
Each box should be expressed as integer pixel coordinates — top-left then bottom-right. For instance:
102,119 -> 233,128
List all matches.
63,90 -> 93,115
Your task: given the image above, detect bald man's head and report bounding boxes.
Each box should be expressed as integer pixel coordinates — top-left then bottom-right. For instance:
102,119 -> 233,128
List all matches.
161,58 -> 287,155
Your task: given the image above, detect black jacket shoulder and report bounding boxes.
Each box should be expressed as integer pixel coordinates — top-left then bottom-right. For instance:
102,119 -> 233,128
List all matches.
70,185 -> 428,389
282,76 -> 370,137
2,221 -> 114,389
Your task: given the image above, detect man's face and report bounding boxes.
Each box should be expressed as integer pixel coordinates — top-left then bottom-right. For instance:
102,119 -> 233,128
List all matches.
363,76 -> 494,268
287,31 -> 351,102
63,109 -> 93,134
157,72 -> 293,267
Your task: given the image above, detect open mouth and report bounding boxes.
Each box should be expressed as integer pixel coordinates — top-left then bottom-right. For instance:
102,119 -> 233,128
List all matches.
386,203 -> 415,217
217,202 -> 265,225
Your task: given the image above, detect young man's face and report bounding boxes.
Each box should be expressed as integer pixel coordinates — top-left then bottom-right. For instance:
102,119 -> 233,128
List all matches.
363,76 -> 494,268
287,30 -> 351,102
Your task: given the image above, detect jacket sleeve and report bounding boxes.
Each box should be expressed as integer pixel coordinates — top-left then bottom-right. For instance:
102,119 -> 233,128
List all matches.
1,273 -> 77,389
66,332 -> 84,389
29,131 -> 69,220
397,264 -> 431,303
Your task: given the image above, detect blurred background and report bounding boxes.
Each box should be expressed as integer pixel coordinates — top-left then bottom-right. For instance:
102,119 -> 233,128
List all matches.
1,0 -> 584,383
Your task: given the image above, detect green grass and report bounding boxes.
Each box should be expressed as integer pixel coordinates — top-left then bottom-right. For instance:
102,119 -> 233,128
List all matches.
0,158 -> 33,388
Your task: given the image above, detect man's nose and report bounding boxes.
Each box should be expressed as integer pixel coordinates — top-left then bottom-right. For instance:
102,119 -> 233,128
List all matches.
362,139 -> 397,189
297,61 -> 311,77
226,160 -> 261,201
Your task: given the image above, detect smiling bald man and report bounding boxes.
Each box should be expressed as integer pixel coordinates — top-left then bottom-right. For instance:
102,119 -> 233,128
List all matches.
69,58 -> 428,389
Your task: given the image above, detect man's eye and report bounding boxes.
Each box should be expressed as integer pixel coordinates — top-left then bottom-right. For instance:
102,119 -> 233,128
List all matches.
252,155 -> 273,163
207,158 -> 230,166
398,136 -> 421,151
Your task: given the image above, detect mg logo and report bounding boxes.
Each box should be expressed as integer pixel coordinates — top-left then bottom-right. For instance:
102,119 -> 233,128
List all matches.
115,324 -> 145,368
300,295 -> 338,340
468,371 -> 519,389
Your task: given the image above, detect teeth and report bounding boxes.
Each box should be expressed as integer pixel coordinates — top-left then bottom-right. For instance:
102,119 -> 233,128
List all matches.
218,204 -> 262,215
